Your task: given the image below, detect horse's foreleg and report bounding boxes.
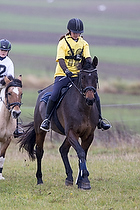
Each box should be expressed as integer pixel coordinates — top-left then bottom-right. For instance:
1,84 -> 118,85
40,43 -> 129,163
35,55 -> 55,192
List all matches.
0,138 -> 11,180
68,130 -> 91,190
76,134 -> 94,190
59,138 -> 73,186
0,156 -> 5,180
35,133 -> 45,185
76,159 -> 90,189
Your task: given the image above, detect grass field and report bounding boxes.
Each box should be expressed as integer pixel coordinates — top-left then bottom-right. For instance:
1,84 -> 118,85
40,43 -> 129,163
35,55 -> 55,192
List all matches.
0,140 -> 140,210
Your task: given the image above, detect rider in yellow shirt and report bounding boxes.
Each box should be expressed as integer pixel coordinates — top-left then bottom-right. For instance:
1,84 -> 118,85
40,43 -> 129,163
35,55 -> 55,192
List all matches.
55,34 -> 90,77
40,18 -> 110,132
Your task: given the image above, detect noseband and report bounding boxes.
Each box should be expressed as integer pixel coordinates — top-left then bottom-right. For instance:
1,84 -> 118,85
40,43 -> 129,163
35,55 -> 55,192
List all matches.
82,86 -> 96,94
5,99 -> 22,111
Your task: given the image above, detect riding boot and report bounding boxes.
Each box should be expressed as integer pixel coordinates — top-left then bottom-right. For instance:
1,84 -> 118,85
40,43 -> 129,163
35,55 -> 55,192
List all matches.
95,93 -> 111,130
40,99 -> 56,132
13,118 -> 24,138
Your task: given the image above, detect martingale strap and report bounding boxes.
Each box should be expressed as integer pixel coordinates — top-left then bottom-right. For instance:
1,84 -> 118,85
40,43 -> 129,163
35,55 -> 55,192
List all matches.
64,37 -> 83,60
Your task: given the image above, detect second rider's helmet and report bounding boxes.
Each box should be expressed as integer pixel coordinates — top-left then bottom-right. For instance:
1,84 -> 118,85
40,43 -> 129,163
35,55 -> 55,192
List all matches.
67,18 -> 84,34
0,39 -> 11,51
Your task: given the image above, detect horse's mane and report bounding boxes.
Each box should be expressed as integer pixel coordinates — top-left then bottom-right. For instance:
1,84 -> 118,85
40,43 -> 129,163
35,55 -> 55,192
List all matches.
4,76 -> 22,93
81,58 -> 93,70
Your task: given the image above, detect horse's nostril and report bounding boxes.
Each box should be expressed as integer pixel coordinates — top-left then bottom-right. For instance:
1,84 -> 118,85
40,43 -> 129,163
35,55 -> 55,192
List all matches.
86,98 -> 95,106
12,110 -> 21,119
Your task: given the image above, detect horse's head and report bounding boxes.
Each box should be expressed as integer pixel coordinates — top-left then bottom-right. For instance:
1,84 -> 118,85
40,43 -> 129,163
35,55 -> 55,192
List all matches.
79,57 -> 98,106
4,75 -> 23,119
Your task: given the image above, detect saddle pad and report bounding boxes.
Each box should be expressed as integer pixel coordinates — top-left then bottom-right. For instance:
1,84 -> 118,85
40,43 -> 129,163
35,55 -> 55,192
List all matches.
40,92 -> 51,104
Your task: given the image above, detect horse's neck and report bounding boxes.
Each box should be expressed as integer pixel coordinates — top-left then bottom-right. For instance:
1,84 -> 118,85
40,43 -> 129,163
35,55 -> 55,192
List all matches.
0,88 -> 10,120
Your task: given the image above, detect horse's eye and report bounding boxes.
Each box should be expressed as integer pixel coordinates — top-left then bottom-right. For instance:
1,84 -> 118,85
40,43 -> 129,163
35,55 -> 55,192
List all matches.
8,92 -> 11,96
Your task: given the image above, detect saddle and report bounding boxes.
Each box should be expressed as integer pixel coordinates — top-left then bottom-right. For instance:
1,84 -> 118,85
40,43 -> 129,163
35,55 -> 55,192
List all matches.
40,84 -> 72,134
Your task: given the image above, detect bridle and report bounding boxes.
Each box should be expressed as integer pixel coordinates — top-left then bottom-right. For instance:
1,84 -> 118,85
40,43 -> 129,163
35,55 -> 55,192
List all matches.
0,81 -> 22,112
68,69 -> 97,98
5,95 -> 22,111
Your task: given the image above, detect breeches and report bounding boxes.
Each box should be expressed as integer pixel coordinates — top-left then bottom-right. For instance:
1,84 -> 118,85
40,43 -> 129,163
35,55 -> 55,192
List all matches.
50,76 -> 77,102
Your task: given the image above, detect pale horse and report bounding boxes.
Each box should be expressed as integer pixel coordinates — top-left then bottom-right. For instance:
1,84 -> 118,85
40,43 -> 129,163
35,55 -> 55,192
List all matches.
0,75 -> 22,180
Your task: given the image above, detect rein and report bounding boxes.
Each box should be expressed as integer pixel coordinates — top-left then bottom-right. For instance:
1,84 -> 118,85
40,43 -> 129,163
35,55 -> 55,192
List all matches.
68,69 -> 97,97
0,95 -> 22,112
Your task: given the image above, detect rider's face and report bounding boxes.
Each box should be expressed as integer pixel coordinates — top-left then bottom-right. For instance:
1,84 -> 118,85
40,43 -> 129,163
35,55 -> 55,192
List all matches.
71,32 -> 80,40
0,50 -> 8,58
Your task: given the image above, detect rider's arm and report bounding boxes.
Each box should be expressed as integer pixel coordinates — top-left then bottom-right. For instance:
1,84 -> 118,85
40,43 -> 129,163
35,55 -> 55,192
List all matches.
58,58 -> 67,72
58,58 -> 73,77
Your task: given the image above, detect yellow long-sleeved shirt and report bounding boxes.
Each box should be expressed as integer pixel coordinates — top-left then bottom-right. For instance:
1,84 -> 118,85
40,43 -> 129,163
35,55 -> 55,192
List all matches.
54,35 -> 91,78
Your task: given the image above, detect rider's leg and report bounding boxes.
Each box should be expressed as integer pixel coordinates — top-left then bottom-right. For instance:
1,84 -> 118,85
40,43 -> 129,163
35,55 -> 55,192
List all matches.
95,92 -> 111,130
40,99 -> 56,132
40,76 -> 76,132
13,118 -> 24,138
40,76 -> 68,132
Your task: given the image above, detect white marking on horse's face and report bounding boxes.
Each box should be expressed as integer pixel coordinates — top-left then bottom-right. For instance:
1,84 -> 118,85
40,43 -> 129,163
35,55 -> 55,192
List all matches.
13,87 -> 19,95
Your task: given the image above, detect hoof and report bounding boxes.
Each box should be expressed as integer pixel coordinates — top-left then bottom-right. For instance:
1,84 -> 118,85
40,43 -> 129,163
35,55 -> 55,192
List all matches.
0,175 -> 5,180
37,178 -> 43,185
65,179 -> 73,186
77,181 -> 91,190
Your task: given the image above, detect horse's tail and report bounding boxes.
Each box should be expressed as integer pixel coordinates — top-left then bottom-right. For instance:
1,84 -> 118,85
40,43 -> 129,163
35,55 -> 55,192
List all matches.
18,121 -> 36,161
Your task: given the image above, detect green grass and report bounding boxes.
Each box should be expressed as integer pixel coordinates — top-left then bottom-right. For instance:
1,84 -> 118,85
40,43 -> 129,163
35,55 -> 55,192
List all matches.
12,44 -> 56,57
99,93 -> 140,133
1,141 -> 140,210
12,44 -> 140,65
90,46 -> 140,65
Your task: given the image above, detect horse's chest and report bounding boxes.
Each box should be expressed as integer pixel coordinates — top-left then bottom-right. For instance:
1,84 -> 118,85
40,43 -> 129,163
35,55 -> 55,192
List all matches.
74,116 -> 93,131
0,117 -> 16,139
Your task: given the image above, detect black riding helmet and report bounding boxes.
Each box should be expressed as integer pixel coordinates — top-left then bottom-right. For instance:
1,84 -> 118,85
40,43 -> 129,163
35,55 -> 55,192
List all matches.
0,39 -> 11,51
67,18 -> 84,34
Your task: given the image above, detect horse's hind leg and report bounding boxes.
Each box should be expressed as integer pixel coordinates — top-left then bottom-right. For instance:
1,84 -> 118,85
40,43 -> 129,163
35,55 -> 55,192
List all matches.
35,132 -> 46,185
59,138 -> 73,186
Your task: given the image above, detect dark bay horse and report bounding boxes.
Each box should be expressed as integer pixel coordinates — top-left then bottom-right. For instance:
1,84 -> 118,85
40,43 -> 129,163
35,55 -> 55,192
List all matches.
0,75 -> 22,180
19,57 -> 99,190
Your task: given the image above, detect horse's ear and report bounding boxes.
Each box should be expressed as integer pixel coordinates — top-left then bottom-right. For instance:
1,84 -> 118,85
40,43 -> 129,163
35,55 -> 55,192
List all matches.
81,57 -> 86,68
92,56 -> 98,69
18,75 -> 22,81
4,76 -> 11,85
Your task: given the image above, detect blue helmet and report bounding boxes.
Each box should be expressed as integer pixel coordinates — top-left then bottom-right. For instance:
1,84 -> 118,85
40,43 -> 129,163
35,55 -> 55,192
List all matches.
0,39 -> 11,51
